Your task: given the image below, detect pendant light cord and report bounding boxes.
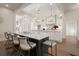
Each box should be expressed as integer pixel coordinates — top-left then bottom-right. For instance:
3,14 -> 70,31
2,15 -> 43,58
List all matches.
55,14 -> 56,25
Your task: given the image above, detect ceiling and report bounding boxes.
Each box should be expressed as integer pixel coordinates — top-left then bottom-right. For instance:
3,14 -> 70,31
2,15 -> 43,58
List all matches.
22,3 -> 61,17
21,3 -> 79,17
56,3 -> 77,13
0,3 -> 78,13
0,3 -> 30,11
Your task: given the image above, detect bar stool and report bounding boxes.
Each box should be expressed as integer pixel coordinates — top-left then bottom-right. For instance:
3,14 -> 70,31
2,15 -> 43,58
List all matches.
12,34 -> 19,47
4,32 -> 14,49
42,32 -> 57,56
4,32 -> 9,40
12,34 -> 21,56
18,36 -> 36,56
42,40 -> 57,56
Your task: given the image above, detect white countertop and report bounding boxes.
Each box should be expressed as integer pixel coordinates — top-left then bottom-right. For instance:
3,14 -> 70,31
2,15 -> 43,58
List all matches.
16,32 -> 49,40
16,30 -> 62,42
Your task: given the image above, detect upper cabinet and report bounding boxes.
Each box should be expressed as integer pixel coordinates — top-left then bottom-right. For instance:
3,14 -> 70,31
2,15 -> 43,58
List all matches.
47,16 -> 55,24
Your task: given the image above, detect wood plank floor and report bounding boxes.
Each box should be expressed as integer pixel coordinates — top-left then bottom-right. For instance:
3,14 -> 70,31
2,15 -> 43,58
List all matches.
0,36 -> 79,56
48,36 -> 79,56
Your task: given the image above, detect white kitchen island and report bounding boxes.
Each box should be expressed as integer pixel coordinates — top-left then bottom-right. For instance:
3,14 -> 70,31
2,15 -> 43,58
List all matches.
29,30 -> 63,43
16,31 -> 49,56
15,30 -> 62,56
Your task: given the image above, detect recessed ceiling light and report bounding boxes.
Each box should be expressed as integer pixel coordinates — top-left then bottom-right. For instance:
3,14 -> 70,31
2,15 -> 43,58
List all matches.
60,14 -> 62,16
49,3 -> 53,5
5,4 -> 8,7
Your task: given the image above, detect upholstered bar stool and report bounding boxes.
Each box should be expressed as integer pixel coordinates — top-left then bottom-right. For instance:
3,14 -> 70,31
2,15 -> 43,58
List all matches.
4,32 -> 9,40
42,31 -> 57,56
43,40 -> 57,56
12,34 -> 21,55
4,32 -> 14,49
18,36 -> 36,56
12,34 -> 19,47
4,32 -> 9,46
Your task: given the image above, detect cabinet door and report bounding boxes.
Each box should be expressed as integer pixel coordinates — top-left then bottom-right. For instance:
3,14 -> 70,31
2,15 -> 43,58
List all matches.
47,17 -> 55,24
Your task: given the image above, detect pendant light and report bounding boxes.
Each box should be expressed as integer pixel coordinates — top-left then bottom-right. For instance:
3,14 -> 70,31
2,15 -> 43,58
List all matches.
53,14 -> 58,29
49,3 -> 58,30
36,8 -> 41,30
35,8 -> 40,22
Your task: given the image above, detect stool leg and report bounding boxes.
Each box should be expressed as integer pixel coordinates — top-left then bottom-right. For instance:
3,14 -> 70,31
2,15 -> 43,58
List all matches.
33,48 -> 35,56
41,44 -> 43,56
34,47 -> 38,56
51,46 -> 53,56
28,50 -> 30,56
55,44 -> 57,56
51,42 -> 54,56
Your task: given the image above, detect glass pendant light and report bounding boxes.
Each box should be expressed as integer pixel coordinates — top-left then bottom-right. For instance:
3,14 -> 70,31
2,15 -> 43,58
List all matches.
35,8 -> 41,30
53,14 -> 58,29
49,3 -> 58,30
53,5 -> 59,30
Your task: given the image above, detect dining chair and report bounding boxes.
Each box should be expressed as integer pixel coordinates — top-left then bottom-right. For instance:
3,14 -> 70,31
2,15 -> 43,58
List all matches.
18,36 -> 36,56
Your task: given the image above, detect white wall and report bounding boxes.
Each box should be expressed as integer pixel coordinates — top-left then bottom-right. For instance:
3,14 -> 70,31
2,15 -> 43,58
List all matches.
0,7 -> 15,40
64,8 -> 79,38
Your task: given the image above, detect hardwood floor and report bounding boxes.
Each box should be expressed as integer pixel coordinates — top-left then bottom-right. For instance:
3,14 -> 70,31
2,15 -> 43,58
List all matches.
0,36 -> 79,56
48,36 -> 79,56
